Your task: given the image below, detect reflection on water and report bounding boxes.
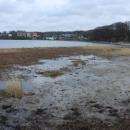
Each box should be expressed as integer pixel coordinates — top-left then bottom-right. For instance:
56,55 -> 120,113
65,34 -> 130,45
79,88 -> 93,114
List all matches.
0,80 -> 33,92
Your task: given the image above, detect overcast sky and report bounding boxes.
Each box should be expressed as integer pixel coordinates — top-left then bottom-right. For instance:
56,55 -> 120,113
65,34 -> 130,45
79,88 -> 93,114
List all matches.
0,0 -> 130,31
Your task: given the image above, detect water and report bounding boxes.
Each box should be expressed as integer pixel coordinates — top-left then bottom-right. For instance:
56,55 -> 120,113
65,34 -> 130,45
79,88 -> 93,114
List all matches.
0,40 -> 112,48
0,80 -> 33,92
0,55 -> 110,92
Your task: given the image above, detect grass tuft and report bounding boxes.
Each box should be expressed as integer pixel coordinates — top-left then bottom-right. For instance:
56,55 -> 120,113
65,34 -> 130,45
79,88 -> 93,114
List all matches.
38,70 -> 64,78
5,80 -> 23,98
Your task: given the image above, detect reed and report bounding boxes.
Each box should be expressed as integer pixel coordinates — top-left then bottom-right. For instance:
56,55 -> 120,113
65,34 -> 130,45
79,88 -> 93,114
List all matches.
5,80 -> 23,98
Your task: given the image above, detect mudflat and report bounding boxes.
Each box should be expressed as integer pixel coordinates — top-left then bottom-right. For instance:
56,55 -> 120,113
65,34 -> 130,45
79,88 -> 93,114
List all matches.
1,46 -> 130,130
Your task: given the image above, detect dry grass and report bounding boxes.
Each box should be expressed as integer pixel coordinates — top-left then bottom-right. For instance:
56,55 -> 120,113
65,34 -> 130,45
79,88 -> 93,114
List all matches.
82,46 -> 130,56
0,46 -> 130,67
39,70 -> 64,78
5,80 -> 23,98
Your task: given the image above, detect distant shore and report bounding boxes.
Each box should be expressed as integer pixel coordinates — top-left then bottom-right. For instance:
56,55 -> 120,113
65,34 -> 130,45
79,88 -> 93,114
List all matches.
0,46 -> 130,67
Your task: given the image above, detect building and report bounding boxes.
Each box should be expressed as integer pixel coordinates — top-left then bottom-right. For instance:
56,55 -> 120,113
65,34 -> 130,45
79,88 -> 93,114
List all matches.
8,34 -> 12,37
26,32 -> 32,38
32,32 -> 38,39
17,31 -> 27,37
58,33 -> 77,40
0,32 -> 8,38
46,37 -> 54,40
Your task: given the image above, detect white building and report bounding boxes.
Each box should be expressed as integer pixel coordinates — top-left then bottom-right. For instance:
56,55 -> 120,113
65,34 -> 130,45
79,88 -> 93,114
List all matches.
8,34 -> 12,37
46,37 -> 54,40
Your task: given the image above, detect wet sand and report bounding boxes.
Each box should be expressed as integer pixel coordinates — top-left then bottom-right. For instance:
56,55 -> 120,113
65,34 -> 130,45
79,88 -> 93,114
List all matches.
0,46 -> 130,130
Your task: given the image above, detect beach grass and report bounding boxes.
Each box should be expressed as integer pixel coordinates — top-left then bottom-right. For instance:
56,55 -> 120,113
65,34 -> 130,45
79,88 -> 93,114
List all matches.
5,80 -> 23,98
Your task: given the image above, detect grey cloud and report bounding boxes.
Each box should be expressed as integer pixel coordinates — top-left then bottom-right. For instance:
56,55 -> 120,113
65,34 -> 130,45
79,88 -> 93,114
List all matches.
0,0 -> 130,31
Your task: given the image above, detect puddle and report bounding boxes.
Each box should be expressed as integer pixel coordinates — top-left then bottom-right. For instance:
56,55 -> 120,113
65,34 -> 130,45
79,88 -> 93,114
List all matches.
0,55 -> 110,93
0,80 -> 34,93
14,55 -> 109,71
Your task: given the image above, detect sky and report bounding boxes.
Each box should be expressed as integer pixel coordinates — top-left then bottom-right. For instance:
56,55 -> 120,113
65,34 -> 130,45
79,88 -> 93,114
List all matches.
0,0 -> 130,32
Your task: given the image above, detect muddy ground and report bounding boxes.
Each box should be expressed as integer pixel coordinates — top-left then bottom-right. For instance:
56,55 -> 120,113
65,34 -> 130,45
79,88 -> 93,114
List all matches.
0,47 -> 130,130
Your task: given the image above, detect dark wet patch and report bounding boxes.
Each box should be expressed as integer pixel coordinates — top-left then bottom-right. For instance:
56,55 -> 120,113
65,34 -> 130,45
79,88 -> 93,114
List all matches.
37,70 -> 64,78
108,108 -> 118,117
71,108 -> 81,117
14,108 -> 54,130
56,119 -> 110,130
5,107 -> 18,113
2,104 -> 12,110
56,118 -> 130,130
88,100 -> 97,104
63,108 -> 81,120
34,108 -> 47,115
0,115 -> 8,125
89,103 -> 119,117
91,104 -> 103,109
14,125 -> 44,130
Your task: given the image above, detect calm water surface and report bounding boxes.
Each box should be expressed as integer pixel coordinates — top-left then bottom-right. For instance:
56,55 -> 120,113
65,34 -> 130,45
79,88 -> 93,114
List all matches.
0,40 -> 112,48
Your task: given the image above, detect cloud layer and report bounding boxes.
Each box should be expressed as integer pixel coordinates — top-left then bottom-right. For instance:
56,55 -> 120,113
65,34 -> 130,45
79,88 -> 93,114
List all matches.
0,0 -> 130,31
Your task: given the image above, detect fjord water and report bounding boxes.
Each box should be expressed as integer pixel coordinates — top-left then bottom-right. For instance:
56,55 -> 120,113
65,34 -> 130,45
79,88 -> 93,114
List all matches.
0,40 -> 111,48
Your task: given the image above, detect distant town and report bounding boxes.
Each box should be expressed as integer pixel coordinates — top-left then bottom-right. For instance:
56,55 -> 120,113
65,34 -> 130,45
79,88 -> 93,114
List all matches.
0,21 -> 130,42
0,31 -> 88,41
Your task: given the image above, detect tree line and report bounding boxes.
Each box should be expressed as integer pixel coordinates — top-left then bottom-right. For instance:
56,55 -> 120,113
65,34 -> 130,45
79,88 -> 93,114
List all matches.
87,22 -> 130,42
